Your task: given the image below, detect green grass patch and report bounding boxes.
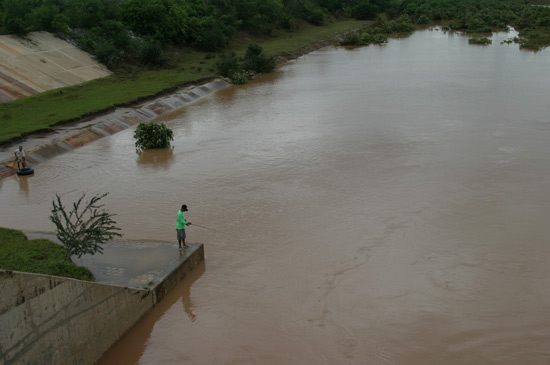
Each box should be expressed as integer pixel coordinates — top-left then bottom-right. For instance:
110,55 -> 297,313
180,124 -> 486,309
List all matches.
0,20 -> 366,145
0,227 -> 93,281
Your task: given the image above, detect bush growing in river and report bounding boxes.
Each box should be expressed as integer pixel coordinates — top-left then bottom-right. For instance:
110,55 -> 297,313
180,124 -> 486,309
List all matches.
134,122 -> 174,150
469,37 -> 492,45
513,29 -> 550,51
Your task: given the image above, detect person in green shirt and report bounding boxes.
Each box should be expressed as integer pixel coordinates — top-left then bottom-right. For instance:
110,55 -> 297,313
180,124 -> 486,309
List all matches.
176,204 -> 192,249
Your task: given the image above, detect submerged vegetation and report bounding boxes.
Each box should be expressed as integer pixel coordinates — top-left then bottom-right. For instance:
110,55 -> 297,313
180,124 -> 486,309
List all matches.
341,15 -> 415,46
399,0 -> 550,50
469,37 -> 493,45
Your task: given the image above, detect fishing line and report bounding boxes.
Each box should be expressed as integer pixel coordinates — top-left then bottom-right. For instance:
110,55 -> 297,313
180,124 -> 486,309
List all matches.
192,223 -> 225,234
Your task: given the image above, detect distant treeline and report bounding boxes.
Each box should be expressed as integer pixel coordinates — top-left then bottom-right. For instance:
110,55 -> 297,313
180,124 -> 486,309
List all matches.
0,0 -> 400,67
0,0 -> 549,67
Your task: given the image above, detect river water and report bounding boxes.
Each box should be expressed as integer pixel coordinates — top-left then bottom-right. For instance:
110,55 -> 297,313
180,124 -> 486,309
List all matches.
2,28 -> 550,364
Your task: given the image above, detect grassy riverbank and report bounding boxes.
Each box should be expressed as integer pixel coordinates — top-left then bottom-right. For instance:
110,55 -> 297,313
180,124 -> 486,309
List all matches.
0,19 -> 366,145
0,227 -> 93,280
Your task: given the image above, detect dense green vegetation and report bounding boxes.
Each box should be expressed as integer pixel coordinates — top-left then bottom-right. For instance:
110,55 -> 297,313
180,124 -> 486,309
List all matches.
215,43 -> 276,83
341,14 -> 415,46
0,227 -> 94,280
134,122 -> 174,149
1,0 -> 548,69
341,0 -> 550,48
399,0 -> 550,50
50,192 -> 122,261
0,0 -> 380,68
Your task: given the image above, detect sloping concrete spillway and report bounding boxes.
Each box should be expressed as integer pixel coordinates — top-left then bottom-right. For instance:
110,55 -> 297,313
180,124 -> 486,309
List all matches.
0,78 -> 231,179
0,31 -> 111,102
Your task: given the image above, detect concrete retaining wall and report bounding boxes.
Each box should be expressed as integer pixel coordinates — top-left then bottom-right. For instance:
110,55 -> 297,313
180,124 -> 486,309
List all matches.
0,245 -> 204,365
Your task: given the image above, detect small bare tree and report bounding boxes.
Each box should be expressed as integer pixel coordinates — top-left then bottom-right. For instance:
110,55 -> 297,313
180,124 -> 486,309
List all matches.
50,192 -> 122,261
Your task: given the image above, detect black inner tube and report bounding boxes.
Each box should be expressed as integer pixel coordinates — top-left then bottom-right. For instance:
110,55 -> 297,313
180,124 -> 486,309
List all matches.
17,167 -> 34,176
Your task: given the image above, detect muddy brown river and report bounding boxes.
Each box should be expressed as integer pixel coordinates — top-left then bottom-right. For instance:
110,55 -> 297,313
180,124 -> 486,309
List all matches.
2,28 -> 550,364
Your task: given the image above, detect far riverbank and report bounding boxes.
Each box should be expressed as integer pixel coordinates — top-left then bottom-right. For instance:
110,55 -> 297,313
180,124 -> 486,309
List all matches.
0,19 -> 369,146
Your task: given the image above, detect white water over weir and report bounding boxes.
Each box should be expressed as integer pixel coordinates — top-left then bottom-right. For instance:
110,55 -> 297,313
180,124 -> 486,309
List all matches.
0,78 -> 230,179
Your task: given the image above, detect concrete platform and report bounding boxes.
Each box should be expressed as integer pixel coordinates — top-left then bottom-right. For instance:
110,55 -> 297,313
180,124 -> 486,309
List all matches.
24,231 -> 200,289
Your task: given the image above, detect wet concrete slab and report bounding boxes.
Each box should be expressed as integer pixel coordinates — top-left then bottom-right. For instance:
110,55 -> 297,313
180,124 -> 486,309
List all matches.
24,231 -> 201,289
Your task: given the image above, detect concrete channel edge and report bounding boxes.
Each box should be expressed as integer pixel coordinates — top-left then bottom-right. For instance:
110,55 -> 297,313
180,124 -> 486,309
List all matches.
0,243 -> 204,365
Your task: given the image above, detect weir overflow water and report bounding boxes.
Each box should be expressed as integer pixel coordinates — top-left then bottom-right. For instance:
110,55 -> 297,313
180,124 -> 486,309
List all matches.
2,28 -> 550,364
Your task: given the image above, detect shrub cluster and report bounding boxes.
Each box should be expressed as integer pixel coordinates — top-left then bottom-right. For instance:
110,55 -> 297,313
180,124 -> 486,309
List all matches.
399,0 -> 550,49
215,43 -> 276,84
134,122 -> 174,150
341,15 -> 415,46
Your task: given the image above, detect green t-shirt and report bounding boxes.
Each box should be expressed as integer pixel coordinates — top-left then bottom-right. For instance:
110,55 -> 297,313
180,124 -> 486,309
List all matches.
176,210 -> 188,229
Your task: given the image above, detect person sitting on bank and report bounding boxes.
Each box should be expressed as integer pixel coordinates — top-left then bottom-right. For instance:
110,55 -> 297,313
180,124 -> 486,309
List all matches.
14,146 -> 26,169
176,204 -> 192,249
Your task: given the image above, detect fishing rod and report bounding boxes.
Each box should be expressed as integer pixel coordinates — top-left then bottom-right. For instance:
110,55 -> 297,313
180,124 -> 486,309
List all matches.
191,223 -> 225,234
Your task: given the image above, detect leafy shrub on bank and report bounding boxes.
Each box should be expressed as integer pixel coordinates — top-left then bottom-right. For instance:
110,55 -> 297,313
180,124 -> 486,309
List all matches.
0,227 -> 93,281
216,43 -> 275,84
50,192 -> 122,261
244,43 -> 276,74
134,122 -> 174,150
139,38 -> 165,66
215,51 -> 242,78
340,16 -> 414,46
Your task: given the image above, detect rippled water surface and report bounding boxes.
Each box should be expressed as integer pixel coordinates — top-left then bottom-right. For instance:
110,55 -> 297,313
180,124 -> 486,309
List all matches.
2,29 -> 550,364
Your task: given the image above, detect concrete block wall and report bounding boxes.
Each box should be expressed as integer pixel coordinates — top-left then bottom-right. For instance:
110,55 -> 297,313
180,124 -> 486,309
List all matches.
0,271 -> 153,365
0,244 -> 205,364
